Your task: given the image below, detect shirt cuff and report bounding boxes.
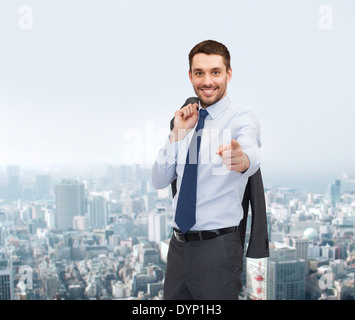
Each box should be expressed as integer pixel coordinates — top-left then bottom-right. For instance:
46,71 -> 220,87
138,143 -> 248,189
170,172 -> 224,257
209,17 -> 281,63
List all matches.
241,148 -> 260,177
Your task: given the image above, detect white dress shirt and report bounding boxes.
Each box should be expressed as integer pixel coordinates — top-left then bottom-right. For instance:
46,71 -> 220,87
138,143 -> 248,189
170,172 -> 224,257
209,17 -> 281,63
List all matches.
151,95 -> 261,231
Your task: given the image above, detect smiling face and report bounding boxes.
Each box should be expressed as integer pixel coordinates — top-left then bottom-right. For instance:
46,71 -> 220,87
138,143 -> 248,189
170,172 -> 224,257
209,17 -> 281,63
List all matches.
189,53 -> 232,108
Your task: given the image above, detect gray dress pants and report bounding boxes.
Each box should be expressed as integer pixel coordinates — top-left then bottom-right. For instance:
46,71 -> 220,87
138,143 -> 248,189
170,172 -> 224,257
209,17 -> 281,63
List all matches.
163,228 -> 243,300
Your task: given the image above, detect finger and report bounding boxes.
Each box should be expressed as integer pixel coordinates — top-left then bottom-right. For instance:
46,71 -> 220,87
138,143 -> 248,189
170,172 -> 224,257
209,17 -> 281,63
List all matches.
216,142 -> 234,155
222,156 -> 232,166
217,139 -> 240,155
221,152 -> 240,166
226,156 -> 243,166
216,144 -> 230,156
222,150 -> 244,164
216,145 -> 223,155
182,105 -> 193,119
221,150 -> 232,160
188,104 -> 199,119
176,108 -> 187,120
187,104 -> 193,116
231,139 -> 241,150
223,158 -> 243,171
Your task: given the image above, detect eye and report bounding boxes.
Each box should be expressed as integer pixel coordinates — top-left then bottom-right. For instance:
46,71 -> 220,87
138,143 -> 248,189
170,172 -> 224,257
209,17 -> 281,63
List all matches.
195,72 -> 203,76
213,71 -> 220,75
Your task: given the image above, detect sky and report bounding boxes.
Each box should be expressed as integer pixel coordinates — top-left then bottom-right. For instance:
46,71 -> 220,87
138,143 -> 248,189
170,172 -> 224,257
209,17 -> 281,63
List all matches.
0,0 -> 355,192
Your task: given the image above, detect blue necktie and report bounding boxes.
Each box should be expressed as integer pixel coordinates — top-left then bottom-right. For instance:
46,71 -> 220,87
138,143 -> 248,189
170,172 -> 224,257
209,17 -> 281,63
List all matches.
175,108 -> 209,234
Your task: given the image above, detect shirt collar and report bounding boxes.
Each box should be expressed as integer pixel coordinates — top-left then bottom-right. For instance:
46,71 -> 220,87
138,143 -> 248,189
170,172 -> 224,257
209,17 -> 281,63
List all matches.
199,95 -> 231,120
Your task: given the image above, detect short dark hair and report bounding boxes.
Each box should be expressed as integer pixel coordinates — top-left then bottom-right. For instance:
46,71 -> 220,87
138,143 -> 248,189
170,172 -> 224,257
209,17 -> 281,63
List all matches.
189,40 -> 231,71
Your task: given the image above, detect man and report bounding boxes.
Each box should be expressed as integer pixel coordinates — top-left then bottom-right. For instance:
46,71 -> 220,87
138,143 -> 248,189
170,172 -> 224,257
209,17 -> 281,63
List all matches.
151,40 -> 261,300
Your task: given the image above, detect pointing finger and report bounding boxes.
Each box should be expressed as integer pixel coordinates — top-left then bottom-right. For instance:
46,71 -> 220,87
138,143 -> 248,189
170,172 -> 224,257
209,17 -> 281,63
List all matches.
231,139 -> 241,150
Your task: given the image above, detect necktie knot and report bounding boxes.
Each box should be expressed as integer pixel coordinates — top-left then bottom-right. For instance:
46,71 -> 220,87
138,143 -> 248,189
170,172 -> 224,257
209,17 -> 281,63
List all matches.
195,109 -> 208,132
199,108 -> 208,119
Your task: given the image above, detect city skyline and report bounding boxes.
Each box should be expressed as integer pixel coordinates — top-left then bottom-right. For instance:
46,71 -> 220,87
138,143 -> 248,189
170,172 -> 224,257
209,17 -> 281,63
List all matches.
1,162 -> 355,300
0,161 -> 354,195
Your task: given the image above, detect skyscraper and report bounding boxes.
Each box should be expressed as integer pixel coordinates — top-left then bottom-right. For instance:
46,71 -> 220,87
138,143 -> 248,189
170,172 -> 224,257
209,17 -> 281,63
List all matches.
6,166 -> 20,201
246,258 -> 268,300
87,195 -> 107,229
267,242 -> 306,300
55,180 -> 86,231
0,259 -> 14,300
295,238 -> 309,274
0,226 -> 4,246
325,179 -> 341,206
44,273 -> 59,300
148,207 -> 167,245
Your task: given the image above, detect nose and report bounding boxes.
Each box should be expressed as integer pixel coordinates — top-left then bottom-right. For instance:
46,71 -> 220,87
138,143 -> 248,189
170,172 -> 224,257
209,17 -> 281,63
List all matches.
202,73 -> 213,87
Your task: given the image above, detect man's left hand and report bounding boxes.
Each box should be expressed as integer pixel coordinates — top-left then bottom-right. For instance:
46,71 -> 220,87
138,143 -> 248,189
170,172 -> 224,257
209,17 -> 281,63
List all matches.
216,139 -> 250,173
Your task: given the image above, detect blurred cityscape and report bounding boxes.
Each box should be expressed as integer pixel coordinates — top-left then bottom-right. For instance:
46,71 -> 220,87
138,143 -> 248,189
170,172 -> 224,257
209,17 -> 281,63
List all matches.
1,164 -> 355,300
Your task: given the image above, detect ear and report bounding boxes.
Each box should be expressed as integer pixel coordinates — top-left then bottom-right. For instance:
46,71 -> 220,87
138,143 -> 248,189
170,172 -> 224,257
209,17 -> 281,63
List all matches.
188,69 -> 193,83
227,67 -> 232,83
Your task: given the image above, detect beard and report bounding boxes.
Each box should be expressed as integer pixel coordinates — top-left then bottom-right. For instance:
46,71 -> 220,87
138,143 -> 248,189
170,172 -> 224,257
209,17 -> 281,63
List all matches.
193,81 -> 228,108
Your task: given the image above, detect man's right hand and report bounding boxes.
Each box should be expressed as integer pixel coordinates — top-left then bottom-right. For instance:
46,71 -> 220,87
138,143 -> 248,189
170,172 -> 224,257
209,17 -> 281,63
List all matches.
169,103 -> 199,143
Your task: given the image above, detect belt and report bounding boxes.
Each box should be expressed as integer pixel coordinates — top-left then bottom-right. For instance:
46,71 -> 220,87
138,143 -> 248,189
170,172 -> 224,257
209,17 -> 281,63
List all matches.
173,226 -> 238,242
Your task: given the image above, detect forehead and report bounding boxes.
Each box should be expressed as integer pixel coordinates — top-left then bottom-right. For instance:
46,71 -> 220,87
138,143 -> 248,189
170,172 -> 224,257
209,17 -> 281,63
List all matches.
191,53 -> 225,70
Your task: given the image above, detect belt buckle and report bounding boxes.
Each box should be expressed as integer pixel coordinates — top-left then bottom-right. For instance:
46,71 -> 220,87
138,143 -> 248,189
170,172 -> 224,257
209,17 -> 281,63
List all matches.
174,229 -> 186,242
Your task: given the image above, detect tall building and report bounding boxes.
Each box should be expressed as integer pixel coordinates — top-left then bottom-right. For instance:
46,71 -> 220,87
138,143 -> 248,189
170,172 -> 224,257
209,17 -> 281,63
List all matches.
0,212 -> 6,223
268,259 -> 306,300
6,166 -> 20,201
0,259 -> 14,300
0,226 -> 4,246
284,237 -> 308,267
295,238 -> 309,274
325,179 -> 341,206
267,242 -> 306,300
87,195 -> 107,229
45,210 -> 55,230
148,207 -> 167,245
44,273 -> 59,300
246,258 -> 268,300
55,180 -> 86,231
31,203 -> 45,221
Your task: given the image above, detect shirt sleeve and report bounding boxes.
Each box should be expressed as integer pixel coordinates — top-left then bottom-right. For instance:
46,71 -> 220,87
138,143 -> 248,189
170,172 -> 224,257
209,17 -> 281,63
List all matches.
151,136 -> 182,189
235,111 -> 261,178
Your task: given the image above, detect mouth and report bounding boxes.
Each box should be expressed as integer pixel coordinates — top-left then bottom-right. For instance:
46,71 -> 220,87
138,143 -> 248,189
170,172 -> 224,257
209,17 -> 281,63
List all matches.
200,87 -> 218,97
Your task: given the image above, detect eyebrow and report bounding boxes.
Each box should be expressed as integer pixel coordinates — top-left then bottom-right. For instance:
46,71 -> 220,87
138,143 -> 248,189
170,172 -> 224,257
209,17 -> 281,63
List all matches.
192,67 -> 223,72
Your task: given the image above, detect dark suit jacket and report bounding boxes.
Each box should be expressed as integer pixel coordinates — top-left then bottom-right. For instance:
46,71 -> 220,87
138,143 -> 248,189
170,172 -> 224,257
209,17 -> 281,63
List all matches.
170,97 -> 269,258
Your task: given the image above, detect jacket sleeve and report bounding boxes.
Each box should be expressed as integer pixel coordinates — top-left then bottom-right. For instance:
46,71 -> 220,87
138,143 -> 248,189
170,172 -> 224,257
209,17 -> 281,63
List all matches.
244,168 -> 270,258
